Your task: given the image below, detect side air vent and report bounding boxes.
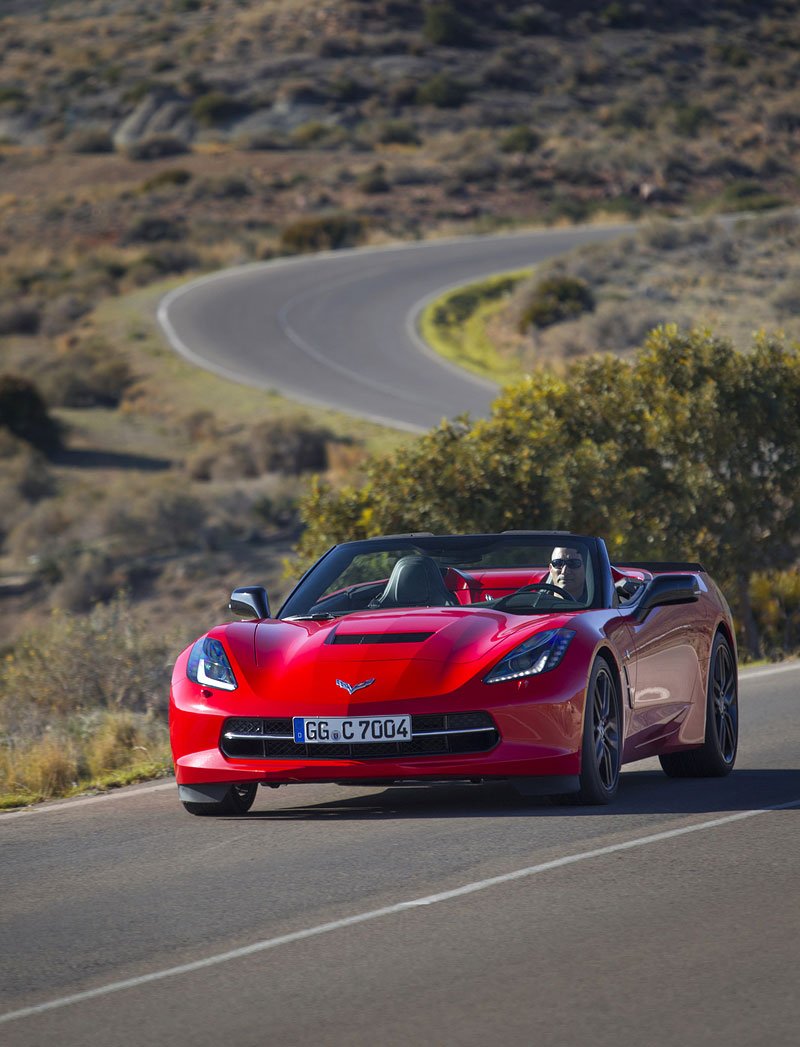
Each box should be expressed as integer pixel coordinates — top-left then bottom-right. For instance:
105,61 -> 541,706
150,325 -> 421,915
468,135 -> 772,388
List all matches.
330,632 -> 434,645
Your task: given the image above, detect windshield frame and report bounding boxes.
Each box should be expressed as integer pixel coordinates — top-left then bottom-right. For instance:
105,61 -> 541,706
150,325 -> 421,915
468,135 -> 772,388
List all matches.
278,532 -> 610,618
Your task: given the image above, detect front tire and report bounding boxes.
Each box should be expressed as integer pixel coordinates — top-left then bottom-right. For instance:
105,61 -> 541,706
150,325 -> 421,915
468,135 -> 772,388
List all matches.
659,632 -> 738,778
566,658 -> 622,805
182,783 -> 258,817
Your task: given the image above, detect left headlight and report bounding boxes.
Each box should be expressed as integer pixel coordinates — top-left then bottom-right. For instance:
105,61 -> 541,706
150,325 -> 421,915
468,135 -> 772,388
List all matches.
484,629 -> 575,684
186,637 -> 238,691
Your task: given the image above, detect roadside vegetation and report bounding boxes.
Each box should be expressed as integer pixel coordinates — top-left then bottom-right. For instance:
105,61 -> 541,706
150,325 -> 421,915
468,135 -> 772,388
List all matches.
2,0 -> 800,804
297,327 -> 800,662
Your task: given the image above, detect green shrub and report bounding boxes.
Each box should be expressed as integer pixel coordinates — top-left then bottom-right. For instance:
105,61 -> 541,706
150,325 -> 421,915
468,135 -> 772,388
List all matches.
415,73 -> 470,108
423,4 -> 476,47
67,128 -> 114,154
0,375 -> 61,455
718,180 -> 784,212
140,167 -> 192,192
499,125 -> 540,154
0,86 -> 26,107
771,279 -> 800,318
358,163 -> 390,194
191,91 -> 250,127
518,275 -> 595,331
673,103 -> 713,137
124,134 -> 189,160
377,120 -> 420,146
0,301 -> 41,335
37,337 -> 133,409
120,216 -> 186,245
279,214 -> 366,254
511,6 -> 559,34
601,2 -> 646,28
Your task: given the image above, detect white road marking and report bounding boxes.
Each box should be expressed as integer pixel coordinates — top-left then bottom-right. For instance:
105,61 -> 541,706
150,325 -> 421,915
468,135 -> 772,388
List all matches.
2,796 -> 799,1026
0,782 -> 175,821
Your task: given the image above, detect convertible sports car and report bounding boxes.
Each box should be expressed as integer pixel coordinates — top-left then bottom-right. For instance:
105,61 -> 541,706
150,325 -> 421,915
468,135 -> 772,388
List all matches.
169,531 -> 738,815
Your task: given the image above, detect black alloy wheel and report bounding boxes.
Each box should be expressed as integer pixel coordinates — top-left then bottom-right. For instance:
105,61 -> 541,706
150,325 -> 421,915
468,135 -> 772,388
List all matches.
659,632 -> 738,778
568,658 -> 622,805
182,782 -> 258,817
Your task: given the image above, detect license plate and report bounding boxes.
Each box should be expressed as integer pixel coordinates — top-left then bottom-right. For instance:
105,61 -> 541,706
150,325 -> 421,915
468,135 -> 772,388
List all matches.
293,715 -> 411,744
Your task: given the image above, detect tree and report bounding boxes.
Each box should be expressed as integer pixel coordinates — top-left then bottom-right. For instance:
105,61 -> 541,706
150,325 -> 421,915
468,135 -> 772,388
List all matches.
0,374 -> 61,455
297,328 -> 800,656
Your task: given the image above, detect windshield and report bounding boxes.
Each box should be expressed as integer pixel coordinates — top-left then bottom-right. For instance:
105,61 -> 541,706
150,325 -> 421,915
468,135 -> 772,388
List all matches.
280,534 -> 599,618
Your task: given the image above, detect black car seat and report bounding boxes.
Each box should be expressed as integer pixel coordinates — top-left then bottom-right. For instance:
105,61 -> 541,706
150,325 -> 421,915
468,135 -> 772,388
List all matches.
369,555 -> 457,608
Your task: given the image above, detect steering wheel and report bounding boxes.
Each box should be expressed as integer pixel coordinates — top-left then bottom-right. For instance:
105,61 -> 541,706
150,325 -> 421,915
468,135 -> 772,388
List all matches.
495,581 -> 578,608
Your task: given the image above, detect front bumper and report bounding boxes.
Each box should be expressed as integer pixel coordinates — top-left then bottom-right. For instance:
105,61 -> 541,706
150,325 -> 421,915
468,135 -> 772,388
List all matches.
169,667 -> 587,787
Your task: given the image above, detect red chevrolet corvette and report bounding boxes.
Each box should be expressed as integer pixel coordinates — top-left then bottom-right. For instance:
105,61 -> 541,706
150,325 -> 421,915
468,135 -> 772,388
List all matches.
169,531 -> 738,815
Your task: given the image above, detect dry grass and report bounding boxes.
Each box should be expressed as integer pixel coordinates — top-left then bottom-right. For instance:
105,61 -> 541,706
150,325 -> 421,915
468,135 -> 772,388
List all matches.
0,594 -> 174,807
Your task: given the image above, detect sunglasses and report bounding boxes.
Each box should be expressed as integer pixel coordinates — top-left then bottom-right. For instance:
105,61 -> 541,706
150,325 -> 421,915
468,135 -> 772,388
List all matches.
551,557 -> 583,569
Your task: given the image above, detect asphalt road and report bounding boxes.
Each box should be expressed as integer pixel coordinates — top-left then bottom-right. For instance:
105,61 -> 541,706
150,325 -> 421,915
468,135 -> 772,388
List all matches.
2,662 -> 799,1047
157,223 -> 634,431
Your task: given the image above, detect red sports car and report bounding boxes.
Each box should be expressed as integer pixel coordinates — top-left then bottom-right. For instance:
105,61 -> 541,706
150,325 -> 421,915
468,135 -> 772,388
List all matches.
169,531 -> 738,815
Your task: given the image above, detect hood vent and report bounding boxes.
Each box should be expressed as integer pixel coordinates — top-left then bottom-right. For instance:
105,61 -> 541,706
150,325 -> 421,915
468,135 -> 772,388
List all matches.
330,631 -> 433,646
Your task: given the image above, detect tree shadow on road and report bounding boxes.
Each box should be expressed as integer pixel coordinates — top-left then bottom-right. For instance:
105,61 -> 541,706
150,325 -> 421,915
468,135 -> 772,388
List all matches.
242,767 -> 800,821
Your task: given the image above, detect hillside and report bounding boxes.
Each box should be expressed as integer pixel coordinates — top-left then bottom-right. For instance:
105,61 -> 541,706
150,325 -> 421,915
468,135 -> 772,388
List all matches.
2,0 -> 799,625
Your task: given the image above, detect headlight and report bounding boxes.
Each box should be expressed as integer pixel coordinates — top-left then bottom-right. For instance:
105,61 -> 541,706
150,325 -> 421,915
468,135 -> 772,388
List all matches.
484,629 -> 575,684
186,637 -> 238,691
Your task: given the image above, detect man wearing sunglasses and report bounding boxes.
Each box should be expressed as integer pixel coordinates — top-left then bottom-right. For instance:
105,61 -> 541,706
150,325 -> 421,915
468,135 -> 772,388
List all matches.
548,546 -> 587,601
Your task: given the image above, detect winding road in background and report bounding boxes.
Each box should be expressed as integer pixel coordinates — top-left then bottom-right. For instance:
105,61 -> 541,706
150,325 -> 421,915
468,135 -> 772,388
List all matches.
2,664 -> 800,1047
158,223 -> 633,431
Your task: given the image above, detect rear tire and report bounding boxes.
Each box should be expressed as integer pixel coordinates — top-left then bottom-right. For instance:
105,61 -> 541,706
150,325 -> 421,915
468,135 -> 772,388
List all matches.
182,783 -> 258,817
562,658 -> 622,805
659,632 -> 738,778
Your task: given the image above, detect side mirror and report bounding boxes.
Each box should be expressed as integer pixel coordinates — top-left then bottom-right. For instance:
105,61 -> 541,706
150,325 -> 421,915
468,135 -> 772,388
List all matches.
634,574 -> 698,621
229,586 -> 270,619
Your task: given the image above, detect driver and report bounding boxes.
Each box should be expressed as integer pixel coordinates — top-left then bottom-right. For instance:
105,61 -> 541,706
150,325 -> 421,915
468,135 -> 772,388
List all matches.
548,546 -> 586,601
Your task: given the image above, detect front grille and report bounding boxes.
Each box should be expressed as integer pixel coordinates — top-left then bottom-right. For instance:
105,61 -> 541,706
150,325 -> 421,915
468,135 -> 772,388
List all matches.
220,711 -> 499,760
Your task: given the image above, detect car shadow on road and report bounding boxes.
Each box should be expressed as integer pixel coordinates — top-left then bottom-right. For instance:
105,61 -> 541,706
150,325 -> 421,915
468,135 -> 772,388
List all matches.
242,767 -> 800,820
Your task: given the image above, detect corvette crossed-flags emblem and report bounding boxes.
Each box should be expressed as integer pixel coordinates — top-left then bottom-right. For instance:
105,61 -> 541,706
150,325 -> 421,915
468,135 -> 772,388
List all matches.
335,678 -> 376,695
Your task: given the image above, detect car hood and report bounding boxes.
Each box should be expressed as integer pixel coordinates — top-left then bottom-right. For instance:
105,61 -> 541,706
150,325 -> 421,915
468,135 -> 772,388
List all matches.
219,608 -> 577,707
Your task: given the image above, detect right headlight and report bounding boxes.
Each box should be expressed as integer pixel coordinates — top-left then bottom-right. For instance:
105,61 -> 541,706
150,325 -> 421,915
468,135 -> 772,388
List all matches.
484,629 -> 575,684
186,637 -> 238,691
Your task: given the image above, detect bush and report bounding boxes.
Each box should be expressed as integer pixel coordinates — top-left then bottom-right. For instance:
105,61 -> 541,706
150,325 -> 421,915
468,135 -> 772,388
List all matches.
0,595 -> 173,719
518,276 -> 595,331
279,214 -> 366,254
376,120 -> 420,145
120,216 -> 187,245
187,420 -> 333,480
718,180 -> 784,213
0,375 -> 61,455
0,300 -> 40,335
124,134 -> 189,160
423,4 -> 477,47
250,419 -> 332,475
40,294 -> 91,336
358,163 -> 390,193
140,168 -> 192,192
415,73 -> 470,108
771,279 -> 800,318
601,2 -> 646,28
37,337 -> 133,409
66,128 -> 114,154
499,125 -> 540,154
512,5 -> 559,34
191,91 -> 250,127
673,103 -> 713,138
